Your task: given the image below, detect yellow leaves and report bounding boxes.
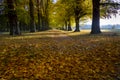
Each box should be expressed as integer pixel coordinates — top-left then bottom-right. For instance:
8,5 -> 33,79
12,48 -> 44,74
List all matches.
0,31 -> 120,79
48,66 -> 53,71
60,65 -> 64,68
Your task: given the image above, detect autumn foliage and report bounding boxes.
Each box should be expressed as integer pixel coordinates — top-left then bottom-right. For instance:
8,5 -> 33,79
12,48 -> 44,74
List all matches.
0,30 -> 120,80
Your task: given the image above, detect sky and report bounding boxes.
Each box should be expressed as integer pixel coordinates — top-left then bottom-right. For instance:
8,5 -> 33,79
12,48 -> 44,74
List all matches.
86,14 -> 120,25
53,0 -> 57,3
100,15 -> 120,25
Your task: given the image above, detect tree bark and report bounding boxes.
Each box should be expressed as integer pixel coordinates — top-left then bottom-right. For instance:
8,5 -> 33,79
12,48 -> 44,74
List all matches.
74,16 -> 80,32
74,0 -> 80,32
68,18 -> 72,31
37,0 -> 42,31
29,0 -> 36,32
40,0 -> 50,31
6,0 -> 21,35
41,16 -> 46,30
91,0 -> 101,34
65,20 -> 67,31
15,21 -> 21,34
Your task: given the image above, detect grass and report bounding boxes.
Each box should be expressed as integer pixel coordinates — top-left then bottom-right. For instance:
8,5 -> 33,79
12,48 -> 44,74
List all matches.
0,30 -> 120,80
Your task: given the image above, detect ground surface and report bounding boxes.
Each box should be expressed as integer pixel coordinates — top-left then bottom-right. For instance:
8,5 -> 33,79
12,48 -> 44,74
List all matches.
0,29 -> 120,80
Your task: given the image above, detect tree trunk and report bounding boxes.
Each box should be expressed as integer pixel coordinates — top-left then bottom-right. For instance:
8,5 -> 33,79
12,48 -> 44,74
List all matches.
15,21 -> 21,34
6,0 -> 21,35
29,0 -> 36,32
68,18 -> 72,31
91,0 -> 101,34
44,0 -> 50,30
40,0 -> 50,31
37,0 -> 42,31
41,16 -> 46,30
46,0 -> 50,30
65,20 -> 67,31
74,17 -> 80,32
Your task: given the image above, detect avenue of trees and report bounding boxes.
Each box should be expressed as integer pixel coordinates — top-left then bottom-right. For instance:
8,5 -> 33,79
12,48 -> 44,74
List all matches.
0,0 -> 120,35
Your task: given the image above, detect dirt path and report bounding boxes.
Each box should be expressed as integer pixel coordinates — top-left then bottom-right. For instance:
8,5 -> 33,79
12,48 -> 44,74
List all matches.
47,29 -> 73,41
46,29 -> 75,53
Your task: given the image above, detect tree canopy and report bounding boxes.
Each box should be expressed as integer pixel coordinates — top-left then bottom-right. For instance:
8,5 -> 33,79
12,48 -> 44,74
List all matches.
0,0 -> 120,35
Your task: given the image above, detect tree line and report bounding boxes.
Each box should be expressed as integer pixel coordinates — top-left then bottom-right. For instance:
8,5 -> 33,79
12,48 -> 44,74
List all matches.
0,0 -> 51,35
0,0 -> 120,35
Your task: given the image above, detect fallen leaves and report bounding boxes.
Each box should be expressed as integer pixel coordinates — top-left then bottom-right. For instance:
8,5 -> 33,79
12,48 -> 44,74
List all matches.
0,31 -> 120,79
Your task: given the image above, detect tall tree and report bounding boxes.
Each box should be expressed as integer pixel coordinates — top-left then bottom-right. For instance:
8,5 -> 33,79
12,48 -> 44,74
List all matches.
6,0 -> 21,35
67,17 -> 72,31
36,0 -> 42,31
59,0 -> 90,32
29,0 -> 36,32
35,0 -> 51,31
73,0 -> 90,32
91,0 -> 120,34
91,0 -> 101,34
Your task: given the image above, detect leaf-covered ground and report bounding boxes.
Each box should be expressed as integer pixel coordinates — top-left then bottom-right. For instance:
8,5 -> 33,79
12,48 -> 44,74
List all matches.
0,30 -> 120,80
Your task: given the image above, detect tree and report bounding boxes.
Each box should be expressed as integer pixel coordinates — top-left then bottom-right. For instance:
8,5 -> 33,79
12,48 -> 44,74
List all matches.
91,0 -> 101,34
14,0 -> 30,32
67,17 -> 72,31
36,0 -> 42,31
73,0 -> 90,32
6,0 -> 21,35
55,0 -> 90,31
91,0 -> 120,34
29,0 -> 36,32
39,0 -> 51,30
